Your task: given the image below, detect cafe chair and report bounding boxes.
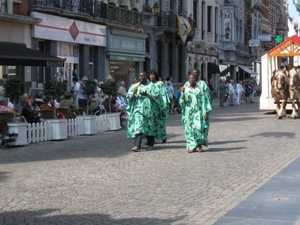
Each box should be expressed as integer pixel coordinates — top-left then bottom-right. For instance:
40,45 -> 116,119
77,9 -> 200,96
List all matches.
40,109 -> 56,119
0,112 -> 14,123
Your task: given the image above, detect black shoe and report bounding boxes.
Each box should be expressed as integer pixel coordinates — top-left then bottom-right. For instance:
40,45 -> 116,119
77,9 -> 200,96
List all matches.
162,139 -> 167,143
3,138 -> 15,143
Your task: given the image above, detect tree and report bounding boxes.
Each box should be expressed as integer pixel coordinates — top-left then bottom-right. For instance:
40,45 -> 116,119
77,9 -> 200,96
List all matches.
43,80 -> 66,118
81,79 -> 97,115
100,81 -> 119,112
4,77 -> 24,117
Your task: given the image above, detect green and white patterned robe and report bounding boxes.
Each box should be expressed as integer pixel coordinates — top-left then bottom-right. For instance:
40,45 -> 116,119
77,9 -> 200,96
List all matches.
152,81 -> 170,140
126,81 -> 160,139
180,81 -> 212,149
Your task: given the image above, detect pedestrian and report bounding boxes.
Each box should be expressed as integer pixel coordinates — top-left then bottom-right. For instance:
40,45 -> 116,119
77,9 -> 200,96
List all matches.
166,80 -> 175,114
126,71 -> 159,152
78,76 -> 88,112
236,80 -> 244,105
227,79 -> 236,106
218,79 -> 226,107
149,70 -> 170,144
180,73 -> 212,153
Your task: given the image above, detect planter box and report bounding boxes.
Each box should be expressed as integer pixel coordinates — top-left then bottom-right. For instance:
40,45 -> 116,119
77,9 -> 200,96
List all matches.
47,119 -> 68,140
7,122 -> 29,146
106,113 -> 122,131
81,116 -> 97,135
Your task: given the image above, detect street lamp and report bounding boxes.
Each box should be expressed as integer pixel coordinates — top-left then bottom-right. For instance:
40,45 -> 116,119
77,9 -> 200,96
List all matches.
153,2 -> 160,15
225,26 -> 231,39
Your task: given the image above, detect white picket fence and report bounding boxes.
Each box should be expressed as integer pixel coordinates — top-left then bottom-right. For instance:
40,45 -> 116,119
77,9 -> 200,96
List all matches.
8,114 -> 120,146
27,121 -> 52,143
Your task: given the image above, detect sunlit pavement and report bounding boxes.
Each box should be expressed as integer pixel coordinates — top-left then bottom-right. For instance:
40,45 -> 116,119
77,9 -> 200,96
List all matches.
1,96 -> 300,225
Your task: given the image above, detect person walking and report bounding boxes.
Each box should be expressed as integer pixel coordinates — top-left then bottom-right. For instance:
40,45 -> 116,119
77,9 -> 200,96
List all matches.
149,70 -> 170,144
227,80 -> 236,106
126,71 -> 159,152
180,73 -> 212,153
236,80 -> 244,105
218,80 -> 227,107
166,80 -> 175,114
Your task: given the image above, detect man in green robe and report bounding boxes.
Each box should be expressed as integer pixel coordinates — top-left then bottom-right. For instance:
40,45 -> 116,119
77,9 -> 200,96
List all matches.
126,71 -> 160,152
180,73 -> 212,153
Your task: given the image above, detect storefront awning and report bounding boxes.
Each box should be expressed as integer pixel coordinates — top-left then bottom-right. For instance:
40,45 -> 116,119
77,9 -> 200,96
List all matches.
220,66 -> 231,75
107,52 -> 145,62
207,62 -> 220,73
238,65 -> 258,76
0,42 -> 65,67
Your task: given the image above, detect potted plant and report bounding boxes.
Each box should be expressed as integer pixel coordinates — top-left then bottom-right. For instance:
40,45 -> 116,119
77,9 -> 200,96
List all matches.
43,80 -> 65,118
100,81 -> 118,113
4,77 -> 25,118
81,79 -> 97,116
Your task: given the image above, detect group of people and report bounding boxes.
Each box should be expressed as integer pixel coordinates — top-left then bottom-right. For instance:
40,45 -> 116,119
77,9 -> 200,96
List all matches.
218,79 -> 258,107
126,69 -> 212,153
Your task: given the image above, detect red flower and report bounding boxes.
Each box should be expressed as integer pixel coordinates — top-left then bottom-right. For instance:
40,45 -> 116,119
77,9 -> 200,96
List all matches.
181,87 -> 185,92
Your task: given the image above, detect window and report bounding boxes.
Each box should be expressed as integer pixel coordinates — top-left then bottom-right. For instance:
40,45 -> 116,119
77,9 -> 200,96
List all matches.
193,0 -> 198,28
201,1 -> 205,39
207,6 -> 212,32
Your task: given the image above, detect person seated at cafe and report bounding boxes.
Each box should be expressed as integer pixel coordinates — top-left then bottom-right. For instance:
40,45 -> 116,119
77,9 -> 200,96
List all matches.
88,94 -> 101,115
21,94 -> 43,123
0,96 -> 16,141
59,91 -> 78,119
34,91 -> 44,107
39,96 -> 55,110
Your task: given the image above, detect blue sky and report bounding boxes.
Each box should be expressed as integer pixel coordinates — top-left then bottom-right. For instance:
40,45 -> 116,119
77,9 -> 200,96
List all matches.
289,0 -> 299,18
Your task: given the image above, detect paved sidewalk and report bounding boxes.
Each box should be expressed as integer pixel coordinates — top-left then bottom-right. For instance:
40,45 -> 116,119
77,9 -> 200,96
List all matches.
1,95 -> 300,225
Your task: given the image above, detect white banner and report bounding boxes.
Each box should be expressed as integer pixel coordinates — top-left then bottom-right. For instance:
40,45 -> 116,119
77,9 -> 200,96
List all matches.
31,12 -> 106,47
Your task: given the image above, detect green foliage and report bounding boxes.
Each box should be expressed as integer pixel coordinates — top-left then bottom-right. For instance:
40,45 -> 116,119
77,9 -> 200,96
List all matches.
43,80 -> 65,98
4,77 -> 24,101
100,81 -> 118,96
82,79 -> 97,97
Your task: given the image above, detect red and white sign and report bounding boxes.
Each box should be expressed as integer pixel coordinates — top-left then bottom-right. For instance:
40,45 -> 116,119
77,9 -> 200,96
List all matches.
31,12 -> 106,47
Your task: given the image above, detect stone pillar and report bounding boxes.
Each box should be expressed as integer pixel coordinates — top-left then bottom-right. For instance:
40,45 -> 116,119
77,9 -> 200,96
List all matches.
161,41 -> 168,78
93,46 -> 105,82
79,45 -> 89,79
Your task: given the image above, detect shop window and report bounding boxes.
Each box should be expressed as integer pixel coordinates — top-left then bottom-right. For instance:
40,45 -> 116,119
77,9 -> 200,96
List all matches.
109,61 -> 136,88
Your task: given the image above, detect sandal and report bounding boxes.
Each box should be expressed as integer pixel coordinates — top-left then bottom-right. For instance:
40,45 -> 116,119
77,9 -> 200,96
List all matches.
196,145 -> 203,152
131,146 -> 140,152
188,149 -> 197,153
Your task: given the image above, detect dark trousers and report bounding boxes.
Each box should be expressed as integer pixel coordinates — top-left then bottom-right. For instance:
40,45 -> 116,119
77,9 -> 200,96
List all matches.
0,120 -> 9,136
219,93 -> 225,106
134,134 -> 155,147
147,135 -> 155,147
135,134 -> 143,148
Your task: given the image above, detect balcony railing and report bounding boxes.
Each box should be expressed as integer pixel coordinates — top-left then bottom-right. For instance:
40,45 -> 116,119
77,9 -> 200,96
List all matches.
156,11 -> 176,29
28,0 -> 143,26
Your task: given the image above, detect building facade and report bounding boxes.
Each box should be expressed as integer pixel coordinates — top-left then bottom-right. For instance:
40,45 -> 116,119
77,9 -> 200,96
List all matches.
0,0 -> 290,94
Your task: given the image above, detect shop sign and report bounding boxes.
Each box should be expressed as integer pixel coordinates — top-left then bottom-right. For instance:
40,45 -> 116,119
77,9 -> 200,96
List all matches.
31,11 -> 106,47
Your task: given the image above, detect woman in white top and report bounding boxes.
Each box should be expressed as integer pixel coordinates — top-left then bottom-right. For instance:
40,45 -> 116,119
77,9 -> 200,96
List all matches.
235,80 -> 244,105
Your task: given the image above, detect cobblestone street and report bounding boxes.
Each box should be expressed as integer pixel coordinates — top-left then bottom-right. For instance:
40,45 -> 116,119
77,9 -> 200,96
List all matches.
1,97 -> 300,225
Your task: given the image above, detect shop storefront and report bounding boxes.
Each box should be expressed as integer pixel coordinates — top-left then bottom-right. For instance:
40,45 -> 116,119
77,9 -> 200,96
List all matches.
106,29 -> 147,87
30,11 -> 106,85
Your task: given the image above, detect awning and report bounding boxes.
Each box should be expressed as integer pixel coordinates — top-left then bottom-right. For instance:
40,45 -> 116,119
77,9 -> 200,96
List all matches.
207,62 -> 220,73
238,65 -> 258,76
0,42 -> 65,67
220,66 -> 231,75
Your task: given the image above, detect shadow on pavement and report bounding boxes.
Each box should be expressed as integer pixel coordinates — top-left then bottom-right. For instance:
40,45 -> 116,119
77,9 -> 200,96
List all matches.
250,132 -> 295,138
204,146 -> 246,153
209,140 -> 247,145
0,209 -> 186,225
